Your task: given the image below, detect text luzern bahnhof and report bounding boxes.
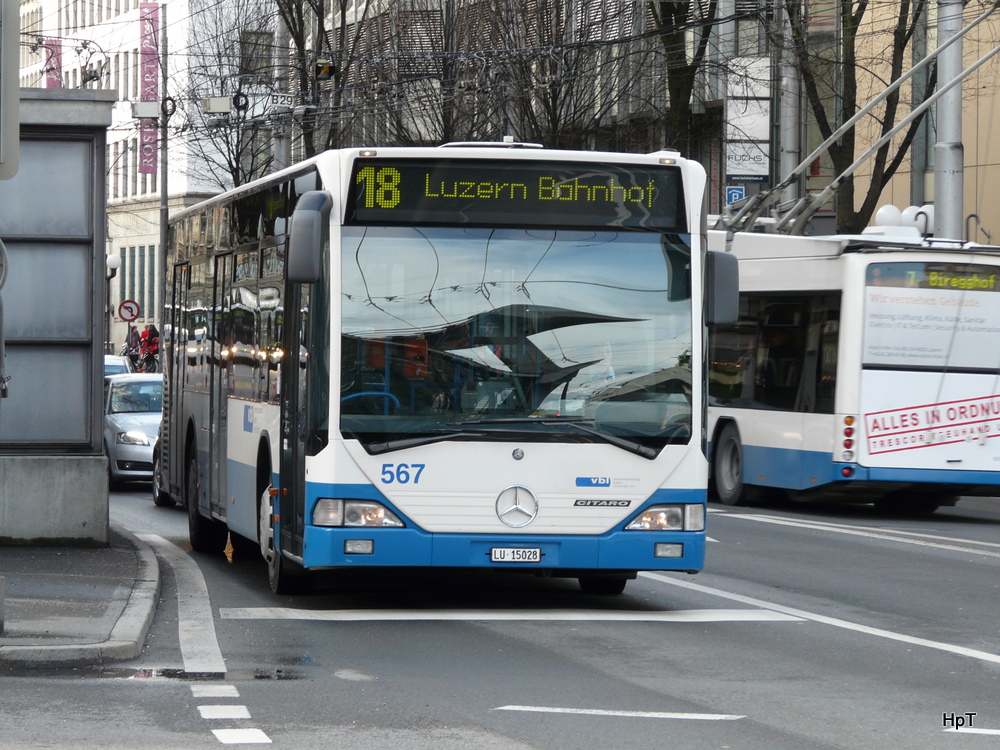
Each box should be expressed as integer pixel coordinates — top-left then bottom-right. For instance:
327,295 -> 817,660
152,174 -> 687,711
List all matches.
348,158 -> 687,231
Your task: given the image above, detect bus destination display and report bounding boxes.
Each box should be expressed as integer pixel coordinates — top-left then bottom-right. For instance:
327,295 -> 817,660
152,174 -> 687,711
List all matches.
347,159 -> 686,231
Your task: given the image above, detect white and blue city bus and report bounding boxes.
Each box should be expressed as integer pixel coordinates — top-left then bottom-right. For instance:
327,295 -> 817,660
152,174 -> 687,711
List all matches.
154,143 -> 738,593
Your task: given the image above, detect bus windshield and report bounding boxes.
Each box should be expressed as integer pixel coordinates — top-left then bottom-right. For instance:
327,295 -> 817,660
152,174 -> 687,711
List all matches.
339,226 -> 692,452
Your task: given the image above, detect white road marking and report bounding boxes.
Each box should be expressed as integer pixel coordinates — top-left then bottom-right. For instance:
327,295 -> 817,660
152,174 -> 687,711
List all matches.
137,534 -> 227,674
496,705 -> 743,720
199,705 -> 252,720
212,728 -> 272,744
335,668 -> 377,682
713,512 -> 1000,559
944,728 -> 1000,735
641,572 -> 1000,665
192,685 -> 241,698
219,607 -> 802,623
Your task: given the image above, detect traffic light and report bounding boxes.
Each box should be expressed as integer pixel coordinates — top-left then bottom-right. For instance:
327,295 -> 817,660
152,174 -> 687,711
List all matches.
0,0 -> 19,181
315,59 -> 333,81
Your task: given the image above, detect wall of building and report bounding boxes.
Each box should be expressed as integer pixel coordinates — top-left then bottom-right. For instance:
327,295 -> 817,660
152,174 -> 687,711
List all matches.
0,89 -> 115,545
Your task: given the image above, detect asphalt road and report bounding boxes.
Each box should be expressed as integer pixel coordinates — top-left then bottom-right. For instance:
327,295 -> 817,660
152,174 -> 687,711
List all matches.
1,488 -> 998,749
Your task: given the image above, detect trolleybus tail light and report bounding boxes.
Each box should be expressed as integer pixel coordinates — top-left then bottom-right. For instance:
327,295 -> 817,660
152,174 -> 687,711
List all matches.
842,415 -> 858,461
625,504 -> 704,532
312,498 -> 404,528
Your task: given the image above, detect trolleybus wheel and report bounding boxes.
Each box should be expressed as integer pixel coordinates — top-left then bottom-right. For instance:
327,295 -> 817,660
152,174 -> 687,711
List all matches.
578,576 -> 628,595
186,453 -> 227,553
260,486 -> 306,594
713,423 -> 751,506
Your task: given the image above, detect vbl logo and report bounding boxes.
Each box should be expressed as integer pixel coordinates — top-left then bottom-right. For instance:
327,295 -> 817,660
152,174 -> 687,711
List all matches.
243,405 -> 254,432
575,477 -> 611,487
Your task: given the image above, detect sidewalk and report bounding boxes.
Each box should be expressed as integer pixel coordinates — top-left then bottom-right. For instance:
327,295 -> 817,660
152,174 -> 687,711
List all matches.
0,524 -> 160,668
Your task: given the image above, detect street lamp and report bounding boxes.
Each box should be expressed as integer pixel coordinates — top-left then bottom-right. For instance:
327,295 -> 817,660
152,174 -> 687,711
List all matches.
105,253 -> 121,354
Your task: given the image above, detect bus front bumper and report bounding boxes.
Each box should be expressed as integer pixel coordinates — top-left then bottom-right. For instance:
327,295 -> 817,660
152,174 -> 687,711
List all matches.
300,526 -> 705,573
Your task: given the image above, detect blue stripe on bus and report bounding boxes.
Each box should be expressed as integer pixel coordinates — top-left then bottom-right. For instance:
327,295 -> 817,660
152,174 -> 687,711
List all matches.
838,464 -> 1000,487
722,443 -> 1000,491
739,444 -> 840,490
298,484 -> 706,572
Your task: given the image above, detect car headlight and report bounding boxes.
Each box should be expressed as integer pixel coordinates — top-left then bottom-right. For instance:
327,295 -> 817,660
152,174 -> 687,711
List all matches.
312,499 -> 404,528
116,430 -> 151,446
625,504 -> 704,531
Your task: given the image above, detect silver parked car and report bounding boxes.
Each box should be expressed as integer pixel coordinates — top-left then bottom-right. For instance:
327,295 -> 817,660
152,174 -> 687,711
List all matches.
104,373 -> 163,487
104,354 -> 135,376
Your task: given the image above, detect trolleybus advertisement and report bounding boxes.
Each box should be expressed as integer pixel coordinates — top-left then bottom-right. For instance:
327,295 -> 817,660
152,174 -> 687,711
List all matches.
860,261 -> 1000,466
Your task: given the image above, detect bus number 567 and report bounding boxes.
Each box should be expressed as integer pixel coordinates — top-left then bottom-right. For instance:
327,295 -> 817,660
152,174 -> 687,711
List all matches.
380,463 -> 425,484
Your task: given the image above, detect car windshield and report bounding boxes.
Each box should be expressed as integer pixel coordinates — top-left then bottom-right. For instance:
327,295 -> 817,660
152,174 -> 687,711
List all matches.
339,226 -> 693,453
110,381 -> 162,414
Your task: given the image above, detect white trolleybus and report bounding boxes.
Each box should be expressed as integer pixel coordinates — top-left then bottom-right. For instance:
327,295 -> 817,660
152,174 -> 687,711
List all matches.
707,220 -> 1000,512
153,143 -> 738,593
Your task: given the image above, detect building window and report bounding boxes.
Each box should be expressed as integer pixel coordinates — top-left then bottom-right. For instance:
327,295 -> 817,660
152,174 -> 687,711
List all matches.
118,247 -> 127,302
128,246 -> 137,306
138,246 -> 146,318
239,30 -> 273,84
147,245 -> 156,318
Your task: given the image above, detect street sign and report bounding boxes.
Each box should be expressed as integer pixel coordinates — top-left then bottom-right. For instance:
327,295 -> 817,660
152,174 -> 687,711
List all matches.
118,300 -> 140,321
268,93 -> 295,111
726,186 -> 746,204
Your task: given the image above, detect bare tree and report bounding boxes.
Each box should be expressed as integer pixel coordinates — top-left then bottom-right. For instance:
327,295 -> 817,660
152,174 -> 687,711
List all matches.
177,0 -> 281,190
315,0 -> 665,150
781,0 -> 936,232
270,0 -> 380,157
648,0 -> 721,154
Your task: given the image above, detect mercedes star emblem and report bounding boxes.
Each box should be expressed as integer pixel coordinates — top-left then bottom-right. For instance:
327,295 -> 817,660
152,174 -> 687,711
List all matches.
495,485 -> 538,528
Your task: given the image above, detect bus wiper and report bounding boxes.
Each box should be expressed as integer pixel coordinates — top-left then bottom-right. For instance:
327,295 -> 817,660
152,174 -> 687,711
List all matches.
367,432 -> 472,455
448,417 -> 657,459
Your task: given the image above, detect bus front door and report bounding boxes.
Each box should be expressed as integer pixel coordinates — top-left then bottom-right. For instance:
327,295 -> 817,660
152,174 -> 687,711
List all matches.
209,253 -> 233,519
277,277 -> 308,559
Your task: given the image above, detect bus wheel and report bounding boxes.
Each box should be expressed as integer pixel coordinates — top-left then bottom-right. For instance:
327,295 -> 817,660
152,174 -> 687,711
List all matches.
713,423 -> 750,506
259,486 -> 306,594
578,576 -> 628,595
151,448 -> 174,507
186,454 -> 227,553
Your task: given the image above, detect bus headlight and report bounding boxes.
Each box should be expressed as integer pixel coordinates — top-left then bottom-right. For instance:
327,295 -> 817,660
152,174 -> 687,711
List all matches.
312,499 -> 404,528
625,504 -> 704,531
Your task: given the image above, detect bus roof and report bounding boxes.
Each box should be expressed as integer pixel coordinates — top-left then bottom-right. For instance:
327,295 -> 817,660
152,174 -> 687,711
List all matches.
708,228 -> 1000,259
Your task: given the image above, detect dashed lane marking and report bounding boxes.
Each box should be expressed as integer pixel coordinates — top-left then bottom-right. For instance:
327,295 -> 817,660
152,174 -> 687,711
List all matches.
198,705 -> 252,720
219,607 -> 803,623
189,685 -> 274,745
212,728 -> 273,744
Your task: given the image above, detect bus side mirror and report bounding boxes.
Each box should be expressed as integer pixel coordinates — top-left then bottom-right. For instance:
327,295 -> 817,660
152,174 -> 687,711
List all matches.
706,251 -> 739,327
287,190 -> 334,283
